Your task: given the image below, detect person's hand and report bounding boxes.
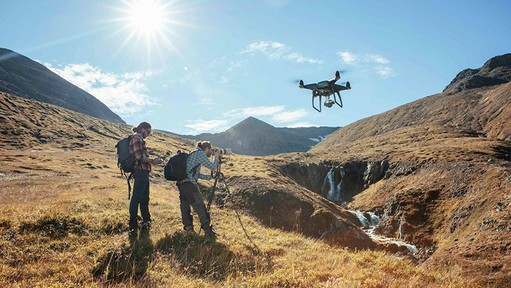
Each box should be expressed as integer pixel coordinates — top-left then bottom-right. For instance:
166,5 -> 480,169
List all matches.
214,149 -> 221,158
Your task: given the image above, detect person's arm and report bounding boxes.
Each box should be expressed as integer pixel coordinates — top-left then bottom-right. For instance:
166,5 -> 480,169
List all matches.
196,151 -> 219,171
195,151 -> 219,180
131,136 -> 162,164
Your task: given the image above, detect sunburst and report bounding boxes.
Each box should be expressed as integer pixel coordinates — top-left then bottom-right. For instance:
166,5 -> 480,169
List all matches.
109,0 -> 186,64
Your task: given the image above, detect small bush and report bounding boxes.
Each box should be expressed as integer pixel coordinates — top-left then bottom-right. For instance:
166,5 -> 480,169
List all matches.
19,213 -> 89,238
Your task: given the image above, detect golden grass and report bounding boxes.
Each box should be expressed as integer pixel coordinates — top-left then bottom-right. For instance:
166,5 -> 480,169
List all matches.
0,150 -> 478,287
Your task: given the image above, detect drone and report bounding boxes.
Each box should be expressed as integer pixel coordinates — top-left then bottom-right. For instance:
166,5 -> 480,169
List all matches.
299,71 -> 351,112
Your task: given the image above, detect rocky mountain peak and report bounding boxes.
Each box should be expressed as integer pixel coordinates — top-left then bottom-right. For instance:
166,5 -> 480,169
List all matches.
443,53 -> 511,94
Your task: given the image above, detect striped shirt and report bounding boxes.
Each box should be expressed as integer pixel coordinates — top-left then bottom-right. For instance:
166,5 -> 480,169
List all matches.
178,147 -> 219,185
129,134 -> 151,171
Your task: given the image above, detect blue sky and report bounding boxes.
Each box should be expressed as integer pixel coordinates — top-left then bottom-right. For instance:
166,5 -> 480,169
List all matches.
1,0 -> 510,134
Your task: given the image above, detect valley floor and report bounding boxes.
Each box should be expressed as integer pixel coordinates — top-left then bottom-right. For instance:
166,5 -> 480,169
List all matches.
0,149 -> 478,287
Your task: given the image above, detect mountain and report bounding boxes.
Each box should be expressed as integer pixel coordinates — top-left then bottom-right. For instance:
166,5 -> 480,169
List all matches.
180,117 -> 338,156
0,48 -> 124,124
2,53 -> 510,286
275,53 -> 511,285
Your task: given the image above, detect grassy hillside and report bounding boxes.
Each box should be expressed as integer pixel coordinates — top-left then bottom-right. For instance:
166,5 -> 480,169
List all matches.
0,92 -> 474,287
301,57 -> 511,285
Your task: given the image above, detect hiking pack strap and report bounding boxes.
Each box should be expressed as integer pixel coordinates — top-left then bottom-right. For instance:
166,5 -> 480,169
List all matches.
121,169 -> 133,200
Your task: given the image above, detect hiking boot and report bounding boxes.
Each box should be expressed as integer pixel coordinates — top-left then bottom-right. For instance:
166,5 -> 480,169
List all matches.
140,221 -> 151,231
203,226 -> 216,238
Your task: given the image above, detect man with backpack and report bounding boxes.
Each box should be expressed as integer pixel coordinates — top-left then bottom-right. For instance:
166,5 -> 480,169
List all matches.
128,121 -> 163,234
177,141 -> 221,236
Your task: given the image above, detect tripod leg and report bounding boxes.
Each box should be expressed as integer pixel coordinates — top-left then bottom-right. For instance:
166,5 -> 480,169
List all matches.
206,177 -> 219,212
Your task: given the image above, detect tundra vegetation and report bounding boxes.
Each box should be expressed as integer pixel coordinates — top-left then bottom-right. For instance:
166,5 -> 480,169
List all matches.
0,92 -> 476,287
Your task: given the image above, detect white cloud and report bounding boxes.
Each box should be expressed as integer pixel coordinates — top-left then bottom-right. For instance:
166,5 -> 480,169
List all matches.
185,119 -> 229,133
337,51 -> 397,78
271,108 -> 308,123
225,105 -> 286,118
44,62 -> 157,115
338,51 -> 357,64
241,41 -> 323,64
225,105 -> 308,124
285,122 -> 318,128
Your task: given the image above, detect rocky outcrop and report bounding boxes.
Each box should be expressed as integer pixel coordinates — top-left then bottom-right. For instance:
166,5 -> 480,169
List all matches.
443,53 -> 511,94
227,176 -> 377,250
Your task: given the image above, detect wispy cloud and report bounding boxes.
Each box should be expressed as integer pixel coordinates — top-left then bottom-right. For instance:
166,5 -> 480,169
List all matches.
337,51 -> 397,78
225,105 -> 309,125
285,122 -> 318,128
43,62 -> 158,115
271,108 -> 308,123
241,41 -> 323,64
225,105 -> 286,118
185,119 -> 229,133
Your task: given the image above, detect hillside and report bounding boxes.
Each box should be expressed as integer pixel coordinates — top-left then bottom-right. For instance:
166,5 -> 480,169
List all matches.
182,117 -> 338,156
3,53 -> 510,286
0,91 -> 472,287
0,48 -> 124,124
278,53 -> 511,285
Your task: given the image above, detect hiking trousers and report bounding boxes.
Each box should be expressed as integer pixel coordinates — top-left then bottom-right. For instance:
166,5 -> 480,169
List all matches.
177,181 -> 211,231
129,169 -> 151,226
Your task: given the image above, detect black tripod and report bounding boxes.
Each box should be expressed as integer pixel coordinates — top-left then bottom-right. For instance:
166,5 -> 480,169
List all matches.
204,158 -> 261,254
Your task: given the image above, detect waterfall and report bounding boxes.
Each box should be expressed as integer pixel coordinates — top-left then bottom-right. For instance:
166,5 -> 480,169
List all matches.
322,166 -> 345,202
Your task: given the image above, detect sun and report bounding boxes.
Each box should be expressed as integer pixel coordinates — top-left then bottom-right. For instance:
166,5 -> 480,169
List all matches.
109,0 -> 186,63
126,0 -> 166,35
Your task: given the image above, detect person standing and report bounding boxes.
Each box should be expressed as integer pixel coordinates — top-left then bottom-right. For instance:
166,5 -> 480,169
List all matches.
128,121 -> 163,234
177,141 -> 221,236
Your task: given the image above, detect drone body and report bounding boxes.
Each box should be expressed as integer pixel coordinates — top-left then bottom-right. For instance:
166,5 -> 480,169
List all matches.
299,71 -> 351,112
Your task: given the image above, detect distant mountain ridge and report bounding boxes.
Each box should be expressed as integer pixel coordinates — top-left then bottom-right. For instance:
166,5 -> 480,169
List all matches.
0,48 -> 124,124
177,117 -> 338,156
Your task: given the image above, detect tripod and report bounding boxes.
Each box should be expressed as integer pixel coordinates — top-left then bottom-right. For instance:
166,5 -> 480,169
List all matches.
204,158 -> 261,254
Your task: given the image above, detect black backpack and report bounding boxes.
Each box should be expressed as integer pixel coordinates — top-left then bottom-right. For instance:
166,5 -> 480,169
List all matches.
115,135 -> 135,198
164,150 -> 198,181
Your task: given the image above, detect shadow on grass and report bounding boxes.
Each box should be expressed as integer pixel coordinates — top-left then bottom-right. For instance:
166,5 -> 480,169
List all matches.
155,231 -> 263,280
91,229 -> 153,283
92,230 -> 268,283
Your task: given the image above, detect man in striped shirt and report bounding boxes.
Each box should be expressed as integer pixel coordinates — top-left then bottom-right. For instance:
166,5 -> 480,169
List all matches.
128,122 -> 163,234
177,141 -> 221,236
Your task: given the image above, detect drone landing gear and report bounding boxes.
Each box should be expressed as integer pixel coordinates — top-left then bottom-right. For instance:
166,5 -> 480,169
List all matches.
334,91 -> 343,108
312,94 -> 321,112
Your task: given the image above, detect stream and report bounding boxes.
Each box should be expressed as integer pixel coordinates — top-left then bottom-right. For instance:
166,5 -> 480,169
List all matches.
351,210 -> 418,252
322,166 -> 418,252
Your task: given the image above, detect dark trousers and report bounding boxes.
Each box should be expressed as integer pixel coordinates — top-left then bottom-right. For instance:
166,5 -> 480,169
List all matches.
177,181 -> 211,231
129,169 -> 151,226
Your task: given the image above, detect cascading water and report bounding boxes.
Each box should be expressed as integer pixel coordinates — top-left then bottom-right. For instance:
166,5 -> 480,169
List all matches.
350,210 -> 418,252
322,166 -> 345,202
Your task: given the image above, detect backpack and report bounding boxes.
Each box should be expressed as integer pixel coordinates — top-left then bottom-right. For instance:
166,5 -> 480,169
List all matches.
164,150 -> 189,181
164,150 -> 200,181
115,135 -> 135,198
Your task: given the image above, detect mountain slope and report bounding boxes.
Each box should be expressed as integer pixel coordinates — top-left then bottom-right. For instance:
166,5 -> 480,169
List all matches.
289,53 -> 511,285
0,48 -> 124,124
186,117 -> 338,156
